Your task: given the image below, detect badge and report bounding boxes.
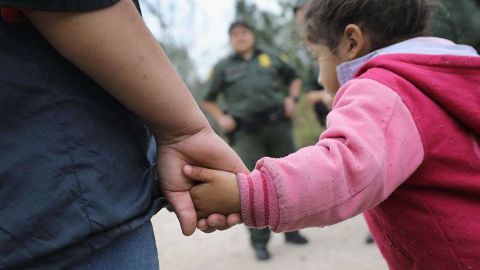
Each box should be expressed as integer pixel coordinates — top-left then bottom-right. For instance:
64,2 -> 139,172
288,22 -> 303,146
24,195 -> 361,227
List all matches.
259,53 -> 272,68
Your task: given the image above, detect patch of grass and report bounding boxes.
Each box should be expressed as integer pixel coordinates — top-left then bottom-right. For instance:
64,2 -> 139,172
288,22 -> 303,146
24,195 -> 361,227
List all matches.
292,97 -> 324,148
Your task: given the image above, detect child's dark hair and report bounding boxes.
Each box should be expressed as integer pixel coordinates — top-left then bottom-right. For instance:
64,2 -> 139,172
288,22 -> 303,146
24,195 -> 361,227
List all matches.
304,0 -> 434,51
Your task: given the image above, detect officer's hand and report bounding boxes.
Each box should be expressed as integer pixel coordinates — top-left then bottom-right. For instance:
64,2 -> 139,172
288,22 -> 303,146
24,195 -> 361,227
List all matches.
218,114 -> 237,133
284,97 -> 297,118
306,91 -> 325,104
156,126 -> 247,236
306,91 -> 334,109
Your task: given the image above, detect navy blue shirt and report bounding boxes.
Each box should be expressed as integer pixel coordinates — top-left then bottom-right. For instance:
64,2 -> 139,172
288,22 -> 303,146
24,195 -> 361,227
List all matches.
0,0 -> 120,11
0,1 -> 166,269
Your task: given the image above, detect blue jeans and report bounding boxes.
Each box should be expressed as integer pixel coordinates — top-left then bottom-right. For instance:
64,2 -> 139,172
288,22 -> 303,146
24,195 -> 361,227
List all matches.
72,222 -> 159,270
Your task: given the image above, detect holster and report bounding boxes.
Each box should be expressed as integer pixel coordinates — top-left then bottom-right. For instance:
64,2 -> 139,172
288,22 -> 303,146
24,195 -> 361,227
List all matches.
227,105 -> 289,145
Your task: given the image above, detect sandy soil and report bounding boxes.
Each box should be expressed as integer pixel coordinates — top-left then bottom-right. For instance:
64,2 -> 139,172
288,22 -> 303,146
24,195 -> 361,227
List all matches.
152,210 -> 388,270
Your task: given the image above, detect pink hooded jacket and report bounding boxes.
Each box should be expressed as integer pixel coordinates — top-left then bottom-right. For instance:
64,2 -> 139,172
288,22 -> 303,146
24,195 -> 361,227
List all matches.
237,38 -> 480,269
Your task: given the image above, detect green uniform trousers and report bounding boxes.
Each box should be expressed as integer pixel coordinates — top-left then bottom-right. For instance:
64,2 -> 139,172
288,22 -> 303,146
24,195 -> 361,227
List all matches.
231,120 -> 300,246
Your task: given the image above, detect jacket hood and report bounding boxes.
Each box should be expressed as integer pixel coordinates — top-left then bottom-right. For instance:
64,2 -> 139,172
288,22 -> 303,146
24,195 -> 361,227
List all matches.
355,53 -> 480,134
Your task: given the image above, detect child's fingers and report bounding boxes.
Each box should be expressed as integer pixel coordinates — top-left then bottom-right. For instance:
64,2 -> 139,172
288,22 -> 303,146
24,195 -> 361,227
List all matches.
198,218 -> 220,233
227,213 -> 243,226
201,228 -> 216,233
197,219 -> 216,233
197,218 -> 209,231
197,214 -> 241,233
183,165 -> 216,183
208,214 -> 241,231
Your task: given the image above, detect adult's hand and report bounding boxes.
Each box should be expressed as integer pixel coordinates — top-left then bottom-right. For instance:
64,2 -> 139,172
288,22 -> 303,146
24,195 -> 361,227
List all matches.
284,96 -> 297,118
218,114 -> 237,133
306,91 -> 325,104
306,91 -> 334,109
157,126 -> 247,235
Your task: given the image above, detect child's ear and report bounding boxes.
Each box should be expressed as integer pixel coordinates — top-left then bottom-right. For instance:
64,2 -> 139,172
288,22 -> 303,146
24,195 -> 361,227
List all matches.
342,24 -> 370,60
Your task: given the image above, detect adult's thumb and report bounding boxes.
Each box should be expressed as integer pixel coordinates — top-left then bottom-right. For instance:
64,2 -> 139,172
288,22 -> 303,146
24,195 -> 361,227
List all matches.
165,191 -> 197,236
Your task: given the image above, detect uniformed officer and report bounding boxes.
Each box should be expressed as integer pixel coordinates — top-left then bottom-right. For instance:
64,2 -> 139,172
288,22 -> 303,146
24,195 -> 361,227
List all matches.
202,21 -> 309,261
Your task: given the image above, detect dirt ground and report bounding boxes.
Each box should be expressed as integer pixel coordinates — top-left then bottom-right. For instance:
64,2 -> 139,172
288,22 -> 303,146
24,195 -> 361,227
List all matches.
152,210 -> 388,270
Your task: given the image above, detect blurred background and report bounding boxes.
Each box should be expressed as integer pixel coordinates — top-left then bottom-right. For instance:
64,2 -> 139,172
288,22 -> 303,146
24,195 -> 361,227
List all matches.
140,0 -> 323,148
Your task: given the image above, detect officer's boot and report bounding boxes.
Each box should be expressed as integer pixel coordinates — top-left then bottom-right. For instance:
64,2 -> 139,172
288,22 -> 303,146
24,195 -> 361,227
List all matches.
365,233 -> 375,244
253,243 -> 271,261
285,230 -> 309,245
250,228 -> 271,260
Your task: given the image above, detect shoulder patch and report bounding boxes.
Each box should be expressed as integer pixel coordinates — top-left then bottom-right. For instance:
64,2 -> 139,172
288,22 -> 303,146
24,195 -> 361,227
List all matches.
258,53 -> 272,68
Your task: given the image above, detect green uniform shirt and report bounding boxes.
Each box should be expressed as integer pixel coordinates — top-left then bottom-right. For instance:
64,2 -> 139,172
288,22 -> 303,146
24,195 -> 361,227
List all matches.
204,48 -> 298,119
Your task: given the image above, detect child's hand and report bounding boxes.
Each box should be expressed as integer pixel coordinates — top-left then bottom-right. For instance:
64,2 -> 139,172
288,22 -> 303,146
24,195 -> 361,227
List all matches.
183,165 -> 241,219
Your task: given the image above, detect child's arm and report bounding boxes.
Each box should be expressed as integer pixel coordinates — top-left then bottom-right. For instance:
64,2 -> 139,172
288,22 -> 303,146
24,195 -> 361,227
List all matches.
25,0 -> 247,235
241,78 -> 424,232
189,79 -> 424,232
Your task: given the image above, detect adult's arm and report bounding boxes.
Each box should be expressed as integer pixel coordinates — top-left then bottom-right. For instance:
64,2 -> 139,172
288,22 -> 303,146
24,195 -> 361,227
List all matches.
25,0 -> 247,235
26,0 -> 207,137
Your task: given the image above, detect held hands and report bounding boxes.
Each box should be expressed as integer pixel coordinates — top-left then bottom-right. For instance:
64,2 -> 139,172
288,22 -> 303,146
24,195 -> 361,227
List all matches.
183,165 -> 242,232
156,126 -> 247,235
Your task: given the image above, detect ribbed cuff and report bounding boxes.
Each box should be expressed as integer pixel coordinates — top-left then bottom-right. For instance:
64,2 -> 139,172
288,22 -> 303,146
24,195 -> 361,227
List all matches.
237,169 -> 279,229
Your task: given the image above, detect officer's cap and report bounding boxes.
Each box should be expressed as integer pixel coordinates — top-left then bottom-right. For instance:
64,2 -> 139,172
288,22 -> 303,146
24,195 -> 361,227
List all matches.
228,21 -> 254,35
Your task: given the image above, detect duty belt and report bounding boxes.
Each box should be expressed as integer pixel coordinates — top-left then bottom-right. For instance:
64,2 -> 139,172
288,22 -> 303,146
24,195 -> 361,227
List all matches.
234,105 -> 288,132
